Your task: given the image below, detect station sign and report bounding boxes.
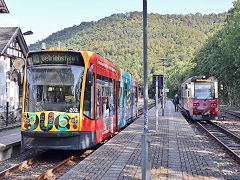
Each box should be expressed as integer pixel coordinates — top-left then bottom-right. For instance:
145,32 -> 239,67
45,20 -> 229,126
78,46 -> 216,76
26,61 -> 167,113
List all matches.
162,89 -> 169,92
152,75 -> 163,88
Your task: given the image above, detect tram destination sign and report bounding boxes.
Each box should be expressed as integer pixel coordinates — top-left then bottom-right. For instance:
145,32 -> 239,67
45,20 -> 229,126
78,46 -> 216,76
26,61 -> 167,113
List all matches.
28,52 -> 84,66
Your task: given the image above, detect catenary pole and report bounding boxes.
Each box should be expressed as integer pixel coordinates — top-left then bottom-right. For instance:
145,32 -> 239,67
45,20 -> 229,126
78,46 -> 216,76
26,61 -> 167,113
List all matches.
142,0 -> 151,179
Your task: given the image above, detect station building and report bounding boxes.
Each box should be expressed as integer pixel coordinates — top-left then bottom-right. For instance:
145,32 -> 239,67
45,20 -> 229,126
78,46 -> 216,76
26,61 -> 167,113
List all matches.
0,0 -> 9,13
0,27 -> 28,118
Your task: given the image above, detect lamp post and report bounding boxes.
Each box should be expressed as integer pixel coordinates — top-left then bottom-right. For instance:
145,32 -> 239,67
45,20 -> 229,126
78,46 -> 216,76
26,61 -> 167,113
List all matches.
161,58 -> 167,116
142,0 -> 151,179
23,30 -> 33,36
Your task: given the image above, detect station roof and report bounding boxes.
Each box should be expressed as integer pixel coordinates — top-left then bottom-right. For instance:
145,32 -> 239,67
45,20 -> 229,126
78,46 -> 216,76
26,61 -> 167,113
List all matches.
0,0 -> 9,13
0,27 -> 29,58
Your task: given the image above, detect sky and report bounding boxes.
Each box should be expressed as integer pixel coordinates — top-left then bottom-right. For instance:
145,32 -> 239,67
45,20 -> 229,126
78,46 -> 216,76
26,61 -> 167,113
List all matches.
0,0 -> 235,45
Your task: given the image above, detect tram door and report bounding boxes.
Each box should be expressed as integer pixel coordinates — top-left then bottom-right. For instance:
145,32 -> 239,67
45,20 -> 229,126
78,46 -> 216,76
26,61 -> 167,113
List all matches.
131,84 -> 133,120
123,83 -> 127,123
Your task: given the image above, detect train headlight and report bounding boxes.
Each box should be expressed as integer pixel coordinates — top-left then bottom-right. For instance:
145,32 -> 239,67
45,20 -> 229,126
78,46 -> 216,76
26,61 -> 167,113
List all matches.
211,103 -> 216,106
24,117 -> 30,123
193,103 -> 199,106
72,117 -> 78,124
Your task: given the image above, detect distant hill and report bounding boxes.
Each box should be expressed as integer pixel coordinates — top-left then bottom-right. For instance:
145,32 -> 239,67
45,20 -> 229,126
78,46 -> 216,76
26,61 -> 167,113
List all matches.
29,11 -> 227,96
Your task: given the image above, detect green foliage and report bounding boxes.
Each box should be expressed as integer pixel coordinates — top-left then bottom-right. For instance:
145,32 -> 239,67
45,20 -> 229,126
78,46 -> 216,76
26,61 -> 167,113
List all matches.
29,11 -> 227,98
192,0 -> 240,106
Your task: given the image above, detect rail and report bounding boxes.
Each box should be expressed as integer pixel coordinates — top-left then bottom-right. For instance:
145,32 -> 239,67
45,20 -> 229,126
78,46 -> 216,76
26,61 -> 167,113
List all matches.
219,108 -> 240,119
195,121 -> 240,164
0,100 -> 156,179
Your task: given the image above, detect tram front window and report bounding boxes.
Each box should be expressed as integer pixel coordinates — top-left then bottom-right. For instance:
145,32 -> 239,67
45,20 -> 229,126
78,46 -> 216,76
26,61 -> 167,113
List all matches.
25,65 -> 84,113
194,82 -> 215,99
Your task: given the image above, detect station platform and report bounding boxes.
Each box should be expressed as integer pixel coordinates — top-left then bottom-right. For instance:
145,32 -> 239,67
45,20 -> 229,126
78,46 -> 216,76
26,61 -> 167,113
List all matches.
0,126 -> 21,161
59,100 -> 224,180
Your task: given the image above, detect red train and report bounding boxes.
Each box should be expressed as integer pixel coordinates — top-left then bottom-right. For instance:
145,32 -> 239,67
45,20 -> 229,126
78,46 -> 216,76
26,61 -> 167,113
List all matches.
181,76 -> 218,120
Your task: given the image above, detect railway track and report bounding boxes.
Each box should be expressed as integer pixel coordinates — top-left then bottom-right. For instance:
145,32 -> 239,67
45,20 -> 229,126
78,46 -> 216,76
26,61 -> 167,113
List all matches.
195,121 -> 240,164
219,108 -> 240,120
0,100 -> 156,180
0,149 -> 95,180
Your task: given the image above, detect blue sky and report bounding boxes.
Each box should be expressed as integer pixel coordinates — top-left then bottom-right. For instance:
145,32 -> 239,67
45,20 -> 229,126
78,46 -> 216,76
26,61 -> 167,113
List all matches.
0,0 -> 234,45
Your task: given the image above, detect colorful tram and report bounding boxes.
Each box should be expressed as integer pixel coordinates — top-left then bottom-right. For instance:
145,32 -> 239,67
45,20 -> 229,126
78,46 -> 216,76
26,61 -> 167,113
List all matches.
21,50 -> 139,150
181,76 -> 218,121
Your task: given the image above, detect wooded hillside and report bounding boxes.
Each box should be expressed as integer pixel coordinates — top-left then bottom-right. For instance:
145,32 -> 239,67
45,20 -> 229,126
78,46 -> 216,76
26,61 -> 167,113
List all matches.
29,11 -> 228,98
192,0 -> 240,106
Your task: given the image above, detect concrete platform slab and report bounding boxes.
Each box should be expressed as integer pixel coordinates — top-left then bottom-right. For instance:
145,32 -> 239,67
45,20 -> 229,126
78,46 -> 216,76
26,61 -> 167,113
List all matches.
0,127 -> 21,161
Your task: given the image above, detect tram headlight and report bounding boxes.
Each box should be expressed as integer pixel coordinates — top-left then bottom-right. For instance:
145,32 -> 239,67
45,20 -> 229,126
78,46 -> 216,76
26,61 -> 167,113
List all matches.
24,117 -> 30,123
72,117 -> 78,124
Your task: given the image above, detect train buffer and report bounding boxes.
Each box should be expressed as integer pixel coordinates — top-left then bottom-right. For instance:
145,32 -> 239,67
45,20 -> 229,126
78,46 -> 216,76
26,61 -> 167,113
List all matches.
59,100 -> 224,179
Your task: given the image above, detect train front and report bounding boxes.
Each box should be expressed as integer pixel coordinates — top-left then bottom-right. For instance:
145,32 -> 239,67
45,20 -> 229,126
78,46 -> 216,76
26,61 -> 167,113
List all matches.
192,77 -> 218,120
21,50 -> 92,150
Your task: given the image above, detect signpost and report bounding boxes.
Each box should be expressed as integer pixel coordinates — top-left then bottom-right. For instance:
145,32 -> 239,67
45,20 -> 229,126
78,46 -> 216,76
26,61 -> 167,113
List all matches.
160,58 -> 167,116
153,75 -> 163,132
155,76 -> 158,132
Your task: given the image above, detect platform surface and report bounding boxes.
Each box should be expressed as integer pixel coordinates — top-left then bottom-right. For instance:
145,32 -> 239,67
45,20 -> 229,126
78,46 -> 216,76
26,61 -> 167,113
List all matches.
59,100 -> 224,180
0,127 -> 21,149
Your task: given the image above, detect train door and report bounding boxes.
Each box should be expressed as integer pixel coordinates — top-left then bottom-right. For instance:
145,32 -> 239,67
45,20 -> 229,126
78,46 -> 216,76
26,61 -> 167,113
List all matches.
117,81 -> 124,129
132,85 -> 137,118
124,83 -> 128,122
96,74 -> 103,142
135,86 -> 138,117
108,77 -> 115,133
131,83 -> 133,121
116,81 -> 120,129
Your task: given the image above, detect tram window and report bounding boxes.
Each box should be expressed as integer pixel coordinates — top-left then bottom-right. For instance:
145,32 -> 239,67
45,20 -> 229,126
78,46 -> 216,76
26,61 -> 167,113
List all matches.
109,78 -> 115,114
102,76 -> 109,118
25,65 -> 84,113
118,82 -> 121,112
83,71 -> 95,119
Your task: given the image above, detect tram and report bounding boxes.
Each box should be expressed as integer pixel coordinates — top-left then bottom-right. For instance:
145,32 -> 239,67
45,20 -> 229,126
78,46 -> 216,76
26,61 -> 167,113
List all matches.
21,50 -> 139,150
181,76 -> 218,120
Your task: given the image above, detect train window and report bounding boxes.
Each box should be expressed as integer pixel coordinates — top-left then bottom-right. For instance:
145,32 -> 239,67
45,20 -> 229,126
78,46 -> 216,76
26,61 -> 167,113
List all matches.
25,65 -> 84,112
83,71 -> 95,119
194,82 -> 215,99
